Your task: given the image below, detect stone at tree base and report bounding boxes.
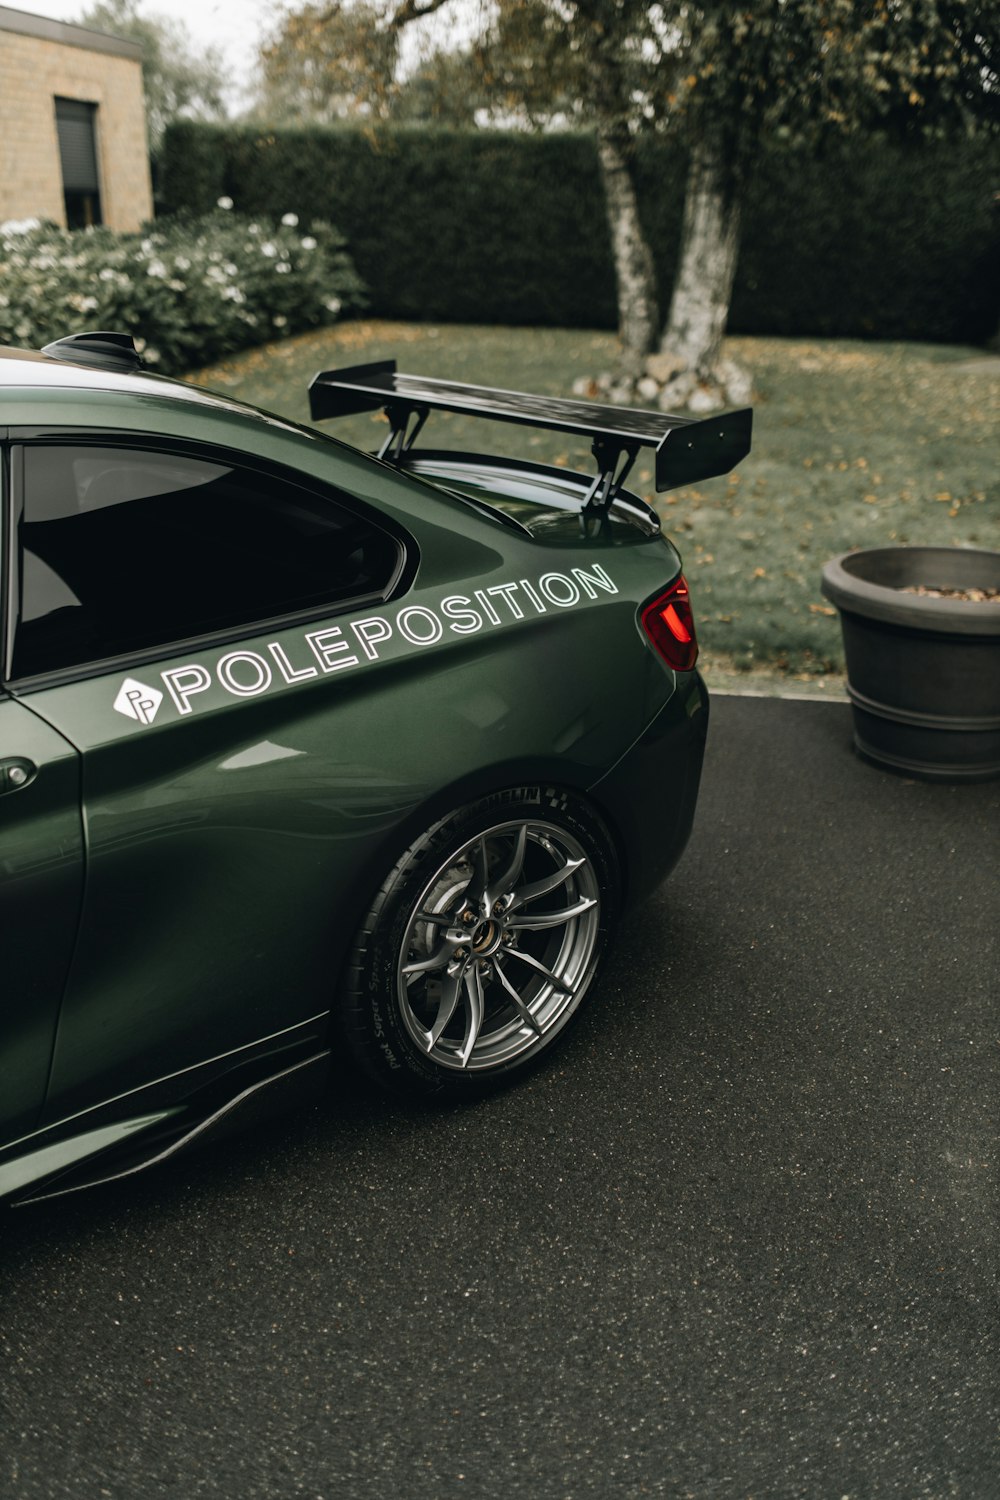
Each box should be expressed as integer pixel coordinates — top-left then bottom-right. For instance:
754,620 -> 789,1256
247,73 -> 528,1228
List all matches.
657,370 -> 698,410
571,375 -> 604,400
688,385 -> 726,414
607,380 -> 635,405
644,351 -> 686,385
719,359 -> 753,405
573,357 -> 753,413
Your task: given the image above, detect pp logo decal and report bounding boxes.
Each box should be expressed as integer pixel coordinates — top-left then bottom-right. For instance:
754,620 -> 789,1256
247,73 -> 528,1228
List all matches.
114,677 -> 164,726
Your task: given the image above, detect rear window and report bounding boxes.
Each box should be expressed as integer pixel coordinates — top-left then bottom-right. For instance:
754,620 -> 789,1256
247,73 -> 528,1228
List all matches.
12,443 -> 403,678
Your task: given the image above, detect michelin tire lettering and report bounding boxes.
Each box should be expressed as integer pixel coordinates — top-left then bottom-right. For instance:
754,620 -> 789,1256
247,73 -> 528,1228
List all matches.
113,565 -> 619,725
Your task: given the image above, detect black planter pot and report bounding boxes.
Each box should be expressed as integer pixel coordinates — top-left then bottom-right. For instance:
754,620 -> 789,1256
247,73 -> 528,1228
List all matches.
821,546 -> 1000,782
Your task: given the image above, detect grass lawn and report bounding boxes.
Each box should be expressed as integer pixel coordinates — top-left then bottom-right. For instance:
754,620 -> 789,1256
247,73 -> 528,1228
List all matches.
187,323 -> 999,693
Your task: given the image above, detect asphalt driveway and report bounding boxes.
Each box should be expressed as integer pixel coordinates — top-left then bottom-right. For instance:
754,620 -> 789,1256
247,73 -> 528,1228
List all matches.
1,694 -> 997,1499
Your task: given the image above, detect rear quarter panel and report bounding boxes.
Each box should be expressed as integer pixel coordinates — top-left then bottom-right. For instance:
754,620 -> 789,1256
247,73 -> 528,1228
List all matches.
13,407 -> 686,1118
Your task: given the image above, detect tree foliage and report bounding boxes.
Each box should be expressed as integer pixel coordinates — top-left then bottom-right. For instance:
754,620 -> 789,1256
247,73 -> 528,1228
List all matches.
391,49 -> 485,124
256,2 -> 399,122
655,1 -> 1000,168
474,2 -> 1000,162
255,0 -> 497,124
75,0 -> 227,152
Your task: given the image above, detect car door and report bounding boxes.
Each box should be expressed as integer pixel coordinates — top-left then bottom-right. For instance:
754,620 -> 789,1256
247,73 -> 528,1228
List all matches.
1,415 -> 92,1148
7,435 -> 410,1125
0,697 -> 84,1141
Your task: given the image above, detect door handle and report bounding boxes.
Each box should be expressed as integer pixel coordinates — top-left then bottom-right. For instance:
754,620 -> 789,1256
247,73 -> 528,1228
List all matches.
0,758 -> 38,795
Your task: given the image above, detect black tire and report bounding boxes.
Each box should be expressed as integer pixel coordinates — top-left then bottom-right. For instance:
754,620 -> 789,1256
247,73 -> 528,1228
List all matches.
341,785 -> 620,1098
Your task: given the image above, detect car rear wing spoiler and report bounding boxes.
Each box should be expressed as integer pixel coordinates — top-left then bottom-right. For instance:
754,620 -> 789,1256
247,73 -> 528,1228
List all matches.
308,360 -> 752,525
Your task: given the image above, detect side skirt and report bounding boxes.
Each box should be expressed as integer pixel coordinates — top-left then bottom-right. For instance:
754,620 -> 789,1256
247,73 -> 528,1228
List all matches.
11,1052 -> 330,1205
1,1018 -> 331,1205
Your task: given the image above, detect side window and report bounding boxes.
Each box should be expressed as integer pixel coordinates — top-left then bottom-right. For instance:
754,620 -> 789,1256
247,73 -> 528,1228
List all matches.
12,444 -> 403,679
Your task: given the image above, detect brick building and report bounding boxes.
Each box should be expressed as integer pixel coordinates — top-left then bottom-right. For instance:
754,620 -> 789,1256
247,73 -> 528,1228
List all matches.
0,4 -> 152,231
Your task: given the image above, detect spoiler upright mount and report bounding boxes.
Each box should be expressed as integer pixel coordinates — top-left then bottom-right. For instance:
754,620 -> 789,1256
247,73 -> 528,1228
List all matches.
309,360 -> 752,530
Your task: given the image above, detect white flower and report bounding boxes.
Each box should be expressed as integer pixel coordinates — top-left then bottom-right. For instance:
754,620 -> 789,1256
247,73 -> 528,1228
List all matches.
144,346 -> 161,364
99,267 -> 117,281
260,242 -> 277,257
217,196 -> 234,210
146,259 -> 167,278
281,212 -> 298,227
0,217 -> 41,236
272,314 -> 288,327
175,256 -> 191,271
300,236 -> 317,250
275,262 -> 291,274
324,297 -> 342,314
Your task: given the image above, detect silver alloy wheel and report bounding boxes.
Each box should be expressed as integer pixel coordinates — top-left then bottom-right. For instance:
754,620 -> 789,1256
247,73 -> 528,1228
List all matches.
396,817 -> 601,1072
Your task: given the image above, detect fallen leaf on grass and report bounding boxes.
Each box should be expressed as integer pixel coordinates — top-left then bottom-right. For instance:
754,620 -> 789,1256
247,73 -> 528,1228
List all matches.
810,604 -> 837,616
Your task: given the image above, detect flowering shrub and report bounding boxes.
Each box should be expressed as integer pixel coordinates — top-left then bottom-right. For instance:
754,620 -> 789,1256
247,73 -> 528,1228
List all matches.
0,207 -> 367,374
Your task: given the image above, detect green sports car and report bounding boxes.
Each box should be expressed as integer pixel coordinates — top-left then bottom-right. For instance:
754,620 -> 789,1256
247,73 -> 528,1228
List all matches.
0,331 -> 751,1204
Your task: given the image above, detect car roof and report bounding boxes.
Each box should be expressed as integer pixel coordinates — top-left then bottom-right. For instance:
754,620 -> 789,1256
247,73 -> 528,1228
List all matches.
0,343 -> 237,413
0,343 -> 325,452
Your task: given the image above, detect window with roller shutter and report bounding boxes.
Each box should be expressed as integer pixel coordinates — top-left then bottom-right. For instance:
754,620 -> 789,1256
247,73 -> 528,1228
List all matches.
54,96 -> 102,228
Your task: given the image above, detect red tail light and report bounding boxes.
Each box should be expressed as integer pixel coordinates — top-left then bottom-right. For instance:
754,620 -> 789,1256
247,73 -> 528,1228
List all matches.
641,575 -> 699,672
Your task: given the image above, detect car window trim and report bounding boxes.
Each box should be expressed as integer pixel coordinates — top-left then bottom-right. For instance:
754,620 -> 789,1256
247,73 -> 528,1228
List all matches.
2,442 -> 21,684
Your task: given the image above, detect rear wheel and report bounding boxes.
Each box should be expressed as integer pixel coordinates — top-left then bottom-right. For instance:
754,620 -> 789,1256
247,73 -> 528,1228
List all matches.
342,787 -> 619,1097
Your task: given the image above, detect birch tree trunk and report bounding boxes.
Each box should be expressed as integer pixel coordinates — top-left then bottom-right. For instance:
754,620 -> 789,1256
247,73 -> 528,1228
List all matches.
595,121 -> 659,391
656,121 -> 749,411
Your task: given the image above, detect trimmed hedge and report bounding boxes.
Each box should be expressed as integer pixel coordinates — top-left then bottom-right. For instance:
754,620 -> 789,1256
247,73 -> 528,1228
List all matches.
159,123 -> 1000,345
162,126 -> 619,329
731,136 -> 1000,345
